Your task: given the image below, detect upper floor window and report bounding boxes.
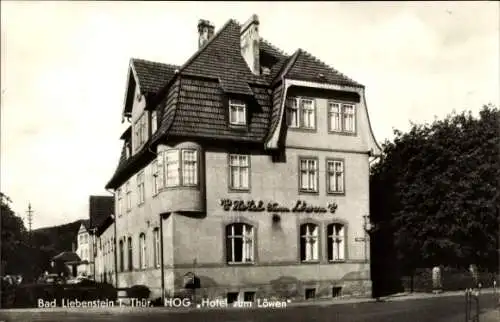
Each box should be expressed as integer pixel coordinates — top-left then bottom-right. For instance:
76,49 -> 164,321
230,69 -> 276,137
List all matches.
125,141 -> 132,159
229,154 -> 250,190
151,160 -> 159,196
137,171 -> 145,205
164,149 -> 199,187
327,160 -> 344,194
327,223 -> 346,261
299,158 -> 318,193
226,223 -> 254,264
151,110 -> 158,134
165,150 -> 180,187
287,97 -> 316,130
229,100 -> 246,125
153,228 -> 160,268
328,102 -> 356,133
139,233 -> 146,269
300,223 -> 319,262
134,113 -> 148,151
125,181 -> 132,212
117,188 -> 123,216
182,150 -> 198,186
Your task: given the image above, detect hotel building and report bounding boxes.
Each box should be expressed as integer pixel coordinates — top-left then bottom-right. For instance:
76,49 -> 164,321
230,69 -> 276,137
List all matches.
104,14 -> 381,302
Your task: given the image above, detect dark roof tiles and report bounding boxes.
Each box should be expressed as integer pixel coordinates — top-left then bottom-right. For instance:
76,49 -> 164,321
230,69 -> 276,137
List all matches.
131,58 -> 179,95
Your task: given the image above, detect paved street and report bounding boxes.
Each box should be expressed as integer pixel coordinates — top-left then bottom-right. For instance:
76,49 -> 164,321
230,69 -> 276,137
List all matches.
0,293 -> 497,322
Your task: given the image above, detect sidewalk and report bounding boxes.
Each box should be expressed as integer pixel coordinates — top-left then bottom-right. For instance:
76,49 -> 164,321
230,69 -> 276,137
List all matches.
480,308 -> 499,322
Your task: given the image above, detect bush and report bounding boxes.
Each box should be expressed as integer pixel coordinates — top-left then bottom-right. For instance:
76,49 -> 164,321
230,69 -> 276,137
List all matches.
127,285 -> 150,300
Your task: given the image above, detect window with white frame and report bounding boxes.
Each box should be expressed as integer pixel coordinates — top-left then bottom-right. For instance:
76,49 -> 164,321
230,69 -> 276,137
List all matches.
327,160 -> 344,193
300,223 -> 319,262
137,171 -> 145,204
287,97 -> 316,129
327,223 -> 346,261
134,113 -> 149,151
301,98 -> 315,129
125,181 -> 132,211
151,160 -> 159,196
229,100 -> 246,125
287,97 -> 299,128
139,233 -> 146,269
153,228 -> 160,268
328,102 -> 356,133
299,158 -> 318,192
157,154 -> 165,189
151,110 -> 158,134
226,223 -> 254,264
164,149 -> 198,187
182,150 -> 198,186
229,154 -> 250,190
165,150 -> 179,187
117,188 -> 123,216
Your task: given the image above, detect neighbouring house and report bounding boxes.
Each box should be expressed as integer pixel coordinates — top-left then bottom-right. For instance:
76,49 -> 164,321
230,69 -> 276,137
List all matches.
94,214 -> 116,285
89,196 -> 116,284
74,196 -> 115,279
104,14 -> 381,302
75,220 -> 92,277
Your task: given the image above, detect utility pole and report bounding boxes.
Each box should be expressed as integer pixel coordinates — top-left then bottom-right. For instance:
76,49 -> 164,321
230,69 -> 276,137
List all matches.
26,203 -> 34,243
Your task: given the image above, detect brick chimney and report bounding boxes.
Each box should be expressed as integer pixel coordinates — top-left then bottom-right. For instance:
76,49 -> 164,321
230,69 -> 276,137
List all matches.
198,19 -> 215,48
240,14 -> 260,75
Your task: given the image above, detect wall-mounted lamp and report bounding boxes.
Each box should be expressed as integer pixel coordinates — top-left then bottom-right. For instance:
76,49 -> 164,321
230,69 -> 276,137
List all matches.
363,215 -> 373,233
272,214 -> 281,223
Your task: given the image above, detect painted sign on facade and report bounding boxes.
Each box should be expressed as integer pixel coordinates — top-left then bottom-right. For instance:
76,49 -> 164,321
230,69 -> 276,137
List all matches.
219,199 -> 338,214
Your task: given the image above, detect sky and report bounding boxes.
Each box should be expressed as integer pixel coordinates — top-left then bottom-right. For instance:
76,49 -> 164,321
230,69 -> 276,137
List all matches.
1,1 -> 499,229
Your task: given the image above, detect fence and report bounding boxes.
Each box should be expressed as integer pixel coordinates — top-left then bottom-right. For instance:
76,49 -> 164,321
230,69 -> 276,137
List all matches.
464,288 -> 480,322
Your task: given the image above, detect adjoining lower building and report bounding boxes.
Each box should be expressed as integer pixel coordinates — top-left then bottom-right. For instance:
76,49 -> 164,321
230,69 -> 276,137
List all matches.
104,14 -> 381,302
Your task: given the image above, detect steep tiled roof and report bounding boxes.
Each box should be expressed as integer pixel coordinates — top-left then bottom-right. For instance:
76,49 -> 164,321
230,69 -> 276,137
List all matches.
106,16 -> 364,190
284,50 -> 363,87
131,58 -> 180,96
89,196 -> 114,230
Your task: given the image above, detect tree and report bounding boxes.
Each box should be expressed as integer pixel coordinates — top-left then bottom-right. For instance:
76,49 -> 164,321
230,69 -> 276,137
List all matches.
370,104 -> 500,274
1,192 -> 28,275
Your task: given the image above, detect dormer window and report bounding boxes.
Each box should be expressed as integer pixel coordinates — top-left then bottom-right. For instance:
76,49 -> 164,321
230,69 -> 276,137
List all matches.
287,97 -> 316,130
151,110 -> 157,134
125,141 -> 132,158
134,112 -> 149,151
229,100 -> 246,125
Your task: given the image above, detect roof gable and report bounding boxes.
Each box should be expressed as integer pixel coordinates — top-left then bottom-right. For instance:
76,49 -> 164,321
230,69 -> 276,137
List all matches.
131,58 -> 179,96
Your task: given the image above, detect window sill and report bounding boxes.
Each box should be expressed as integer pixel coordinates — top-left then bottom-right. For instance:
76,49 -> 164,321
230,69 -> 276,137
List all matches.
299,190 -> 319,195
328,130 -> 357,136
328,260 -> 346,264
228,187 -> 251,193
227,262 -> 255,266
300,260 -> 320,264
137,202 -> 145,207
326,191 -> 345,196
161,185 -> 200,191
289,127 -> 317,133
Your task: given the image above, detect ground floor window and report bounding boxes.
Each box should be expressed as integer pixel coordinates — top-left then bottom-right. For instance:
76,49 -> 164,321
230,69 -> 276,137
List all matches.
226,223 -> 254,264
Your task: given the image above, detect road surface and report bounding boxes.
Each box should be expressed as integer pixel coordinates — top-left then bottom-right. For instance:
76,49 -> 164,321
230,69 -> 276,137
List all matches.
0,293 -> 497,322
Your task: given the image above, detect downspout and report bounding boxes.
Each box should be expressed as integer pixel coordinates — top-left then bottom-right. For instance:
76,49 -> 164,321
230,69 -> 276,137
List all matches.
106,188 -> 118,288
160,213 -> 165,304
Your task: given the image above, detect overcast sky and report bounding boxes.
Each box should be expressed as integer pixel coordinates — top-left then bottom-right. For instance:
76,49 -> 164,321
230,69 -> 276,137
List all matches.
1,1 -> 499,229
